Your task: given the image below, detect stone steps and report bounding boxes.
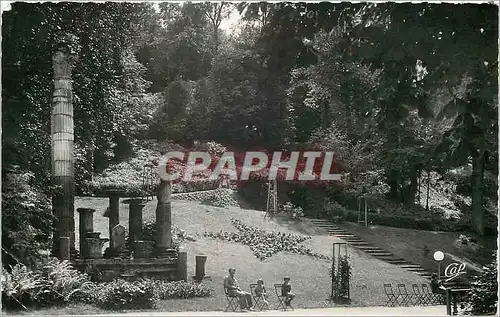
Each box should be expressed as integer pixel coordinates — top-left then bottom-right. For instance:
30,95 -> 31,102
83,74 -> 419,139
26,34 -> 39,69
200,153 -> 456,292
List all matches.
308,218 -> 434,279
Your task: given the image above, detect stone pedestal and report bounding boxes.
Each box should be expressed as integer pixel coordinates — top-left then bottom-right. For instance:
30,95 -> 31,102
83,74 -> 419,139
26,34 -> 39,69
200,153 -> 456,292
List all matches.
128,199 -> 146,249
105,190 -> 124,249
85,232 -> 106,259
133,241 -> 155,258
60,237 -> 70,260
177,249 -> 188,281
155,181 -> 175,257
195,255 -> 207,281
77,208 -> 95,257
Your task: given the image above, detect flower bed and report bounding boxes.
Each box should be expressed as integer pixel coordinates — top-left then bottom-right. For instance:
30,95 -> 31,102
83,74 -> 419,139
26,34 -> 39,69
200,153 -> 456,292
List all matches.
204,218 -> 330,261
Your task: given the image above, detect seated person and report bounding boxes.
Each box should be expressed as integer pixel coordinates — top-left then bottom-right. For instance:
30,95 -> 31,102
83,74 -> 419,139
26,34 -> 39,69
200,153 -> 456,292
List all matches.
430,273 -> 446,294
224,268 -> 254,311
281,276 -> 295,306
255,278 -> 269,308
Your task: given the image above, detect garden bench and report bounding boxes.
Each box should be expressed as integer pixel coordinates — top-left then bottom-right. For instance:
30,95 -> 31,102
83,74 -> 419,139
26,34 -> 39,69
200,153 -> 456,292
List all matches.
383,283 -> 399,306
224,287 -> 240,312
274,284 -> 292,310
397,284 -> 412,306
249,283 -> 268,310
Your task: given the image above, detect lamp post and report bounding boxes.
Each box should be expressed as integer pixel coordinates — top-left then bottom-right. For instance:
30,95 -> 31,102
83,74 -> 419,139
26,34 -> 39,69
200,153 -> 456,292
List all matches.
433,251 -> 445,279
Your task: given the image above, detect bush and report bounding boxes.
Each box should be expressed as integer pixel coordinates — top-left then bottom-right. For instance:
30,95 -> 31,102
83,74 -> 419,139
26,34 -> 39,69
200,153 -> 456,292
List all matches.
465,256 -> 498,315
2,166 -> 54,268
94,279 -> 211,310
151,280 -> 212,299
96,279 -> 159,310
2,259 -> 92,310
141,222 -> 196,251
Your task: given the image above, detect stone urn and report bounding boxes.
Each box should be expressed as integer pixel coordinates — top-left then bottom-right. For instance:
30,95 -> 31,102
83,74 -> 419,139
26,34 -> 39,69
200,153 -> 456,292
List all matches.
84,232 -> 107,259
133,241 -> 155,258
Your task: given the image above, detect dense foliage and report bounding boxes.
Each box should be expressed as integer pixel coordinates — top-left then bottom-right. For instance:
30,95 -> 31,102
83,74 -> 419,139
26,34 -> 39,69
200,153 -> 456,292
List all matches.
1,259 -> 211,312
1,259 -> 92,310
1,167 -> 54,268
2,2 -> 497,268
465,256 -> 498,315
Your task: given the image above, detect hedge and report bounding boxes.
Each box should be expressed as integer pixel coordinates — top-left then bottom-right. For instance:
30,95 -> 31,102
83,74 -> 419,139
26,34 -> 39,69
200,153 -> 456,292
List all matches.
331,209 -> 497,236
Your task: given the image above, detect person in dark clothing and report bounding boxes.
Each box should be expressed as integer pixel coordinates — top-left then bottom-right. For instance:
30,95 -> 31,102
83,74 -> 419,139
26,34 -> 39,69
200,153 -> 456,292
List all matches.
281,276 -> 295,306
430,273 -> 445,294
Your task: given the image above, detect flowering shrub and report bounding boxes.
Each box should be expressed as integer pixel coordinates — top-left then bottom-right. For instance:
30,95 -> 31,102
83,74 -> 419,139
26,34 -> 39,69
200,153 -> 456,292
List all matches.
151,280 -> 212,299
204,218 -> 329,261
94,279 -> 211,310
141,222 -> 196,250
193,141 -> 227,157
282,202 -> 304,219
95,279 -> 159,310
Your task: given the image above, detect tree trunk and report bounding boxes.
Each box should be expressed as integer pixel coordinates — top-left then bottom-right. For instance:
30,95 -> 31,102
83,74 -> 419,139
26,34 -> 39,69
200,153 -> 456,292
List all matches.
426,170 -> 431,210
471,151 -> 485,236
417,169 -> 421,205
51,35 -> 79,259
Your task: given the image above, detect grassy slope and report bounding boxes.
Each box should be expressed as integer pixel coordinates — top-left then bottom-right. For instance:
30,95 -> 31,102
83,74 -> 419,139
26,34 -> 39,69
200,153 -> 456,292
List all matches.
69,197 -> 429,313
342,222 -> 496,276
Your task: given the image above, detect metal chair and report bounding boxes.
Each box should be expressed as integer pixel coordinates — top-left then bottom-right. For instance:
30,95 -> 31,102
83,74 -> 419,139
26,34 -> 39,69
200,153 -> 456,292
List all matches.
422,284 -> 441,305
250,284 -> 269,310
397,284 -> 411,306
274,284 -> 292,310
411,284 -> 424,305
384,283 -> 399,306
224,287 -> 240,312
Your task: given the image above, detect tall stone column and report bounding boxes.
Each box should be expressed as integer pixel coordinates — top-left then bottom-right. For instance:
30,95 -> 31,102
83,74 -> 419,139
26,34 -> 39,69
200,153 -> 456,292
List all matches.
51,33 -> 79,259
106,189 -> 122,249
155,180 -> 175,257
128,199 -> 145,248
77,208 -> 95,258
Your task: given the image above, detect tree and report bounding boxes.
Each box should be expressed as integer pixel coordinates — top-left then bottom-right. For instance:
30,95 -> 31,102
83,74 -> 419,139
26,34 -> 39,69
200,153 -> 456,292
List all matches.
201,2 -> 232,53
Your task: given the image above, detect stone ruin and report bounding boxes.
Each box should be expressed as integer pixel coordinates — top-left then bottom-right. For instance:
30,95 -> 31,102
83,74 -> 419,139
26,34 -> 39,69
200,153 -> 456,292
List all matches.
72,186 -> 188,282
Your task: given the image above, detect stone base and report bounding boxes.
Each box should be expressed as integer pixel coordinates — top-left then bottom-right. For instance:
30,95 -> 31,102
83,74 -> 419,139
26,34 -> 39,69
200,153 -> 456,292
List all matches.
155,248 -> 178,258
73,258 -> 179,282
103,247 -> 131,259
192,275 -> 211,282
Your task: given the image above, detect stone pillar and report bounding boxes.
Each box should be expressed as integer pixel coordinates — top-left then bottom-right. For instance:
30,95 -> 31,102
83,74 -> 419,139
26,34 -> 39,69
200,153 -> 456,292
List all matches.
51,33 -> 80,259
60,237 -> 70,260
106,190 -> 123,249
195,254 -> 207,281
77,208 -> 94,257
177,248 -> 187,281
155,180 -> 175,257
128,199 -> 145,248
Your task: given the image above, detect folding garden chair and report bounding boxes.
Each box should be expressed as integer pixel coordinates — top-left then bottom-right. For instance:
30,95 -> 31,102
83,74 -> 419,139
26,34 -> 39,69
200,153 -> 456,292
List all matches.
249,284 -> 269,310
421,284 -> 443,305
274,284 -> 291,310
397,284 -> 411,306
411,284 -> 424,305
224,287 -> 240,312
383,284 -> 399,307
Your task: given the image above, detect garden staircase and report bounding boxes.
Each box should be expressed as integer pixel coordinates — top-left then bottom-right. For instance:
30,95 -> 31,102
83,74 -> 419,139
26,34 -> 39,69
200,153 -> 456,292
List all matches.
309,219 -> 433,279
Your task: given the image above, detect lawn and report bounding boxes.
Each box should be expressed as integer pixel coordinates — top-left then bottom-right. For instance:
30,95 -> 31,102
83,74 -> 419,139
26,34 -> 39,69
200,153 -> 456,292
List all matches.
38,196 -> 430,315
342,222 -> 497,277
